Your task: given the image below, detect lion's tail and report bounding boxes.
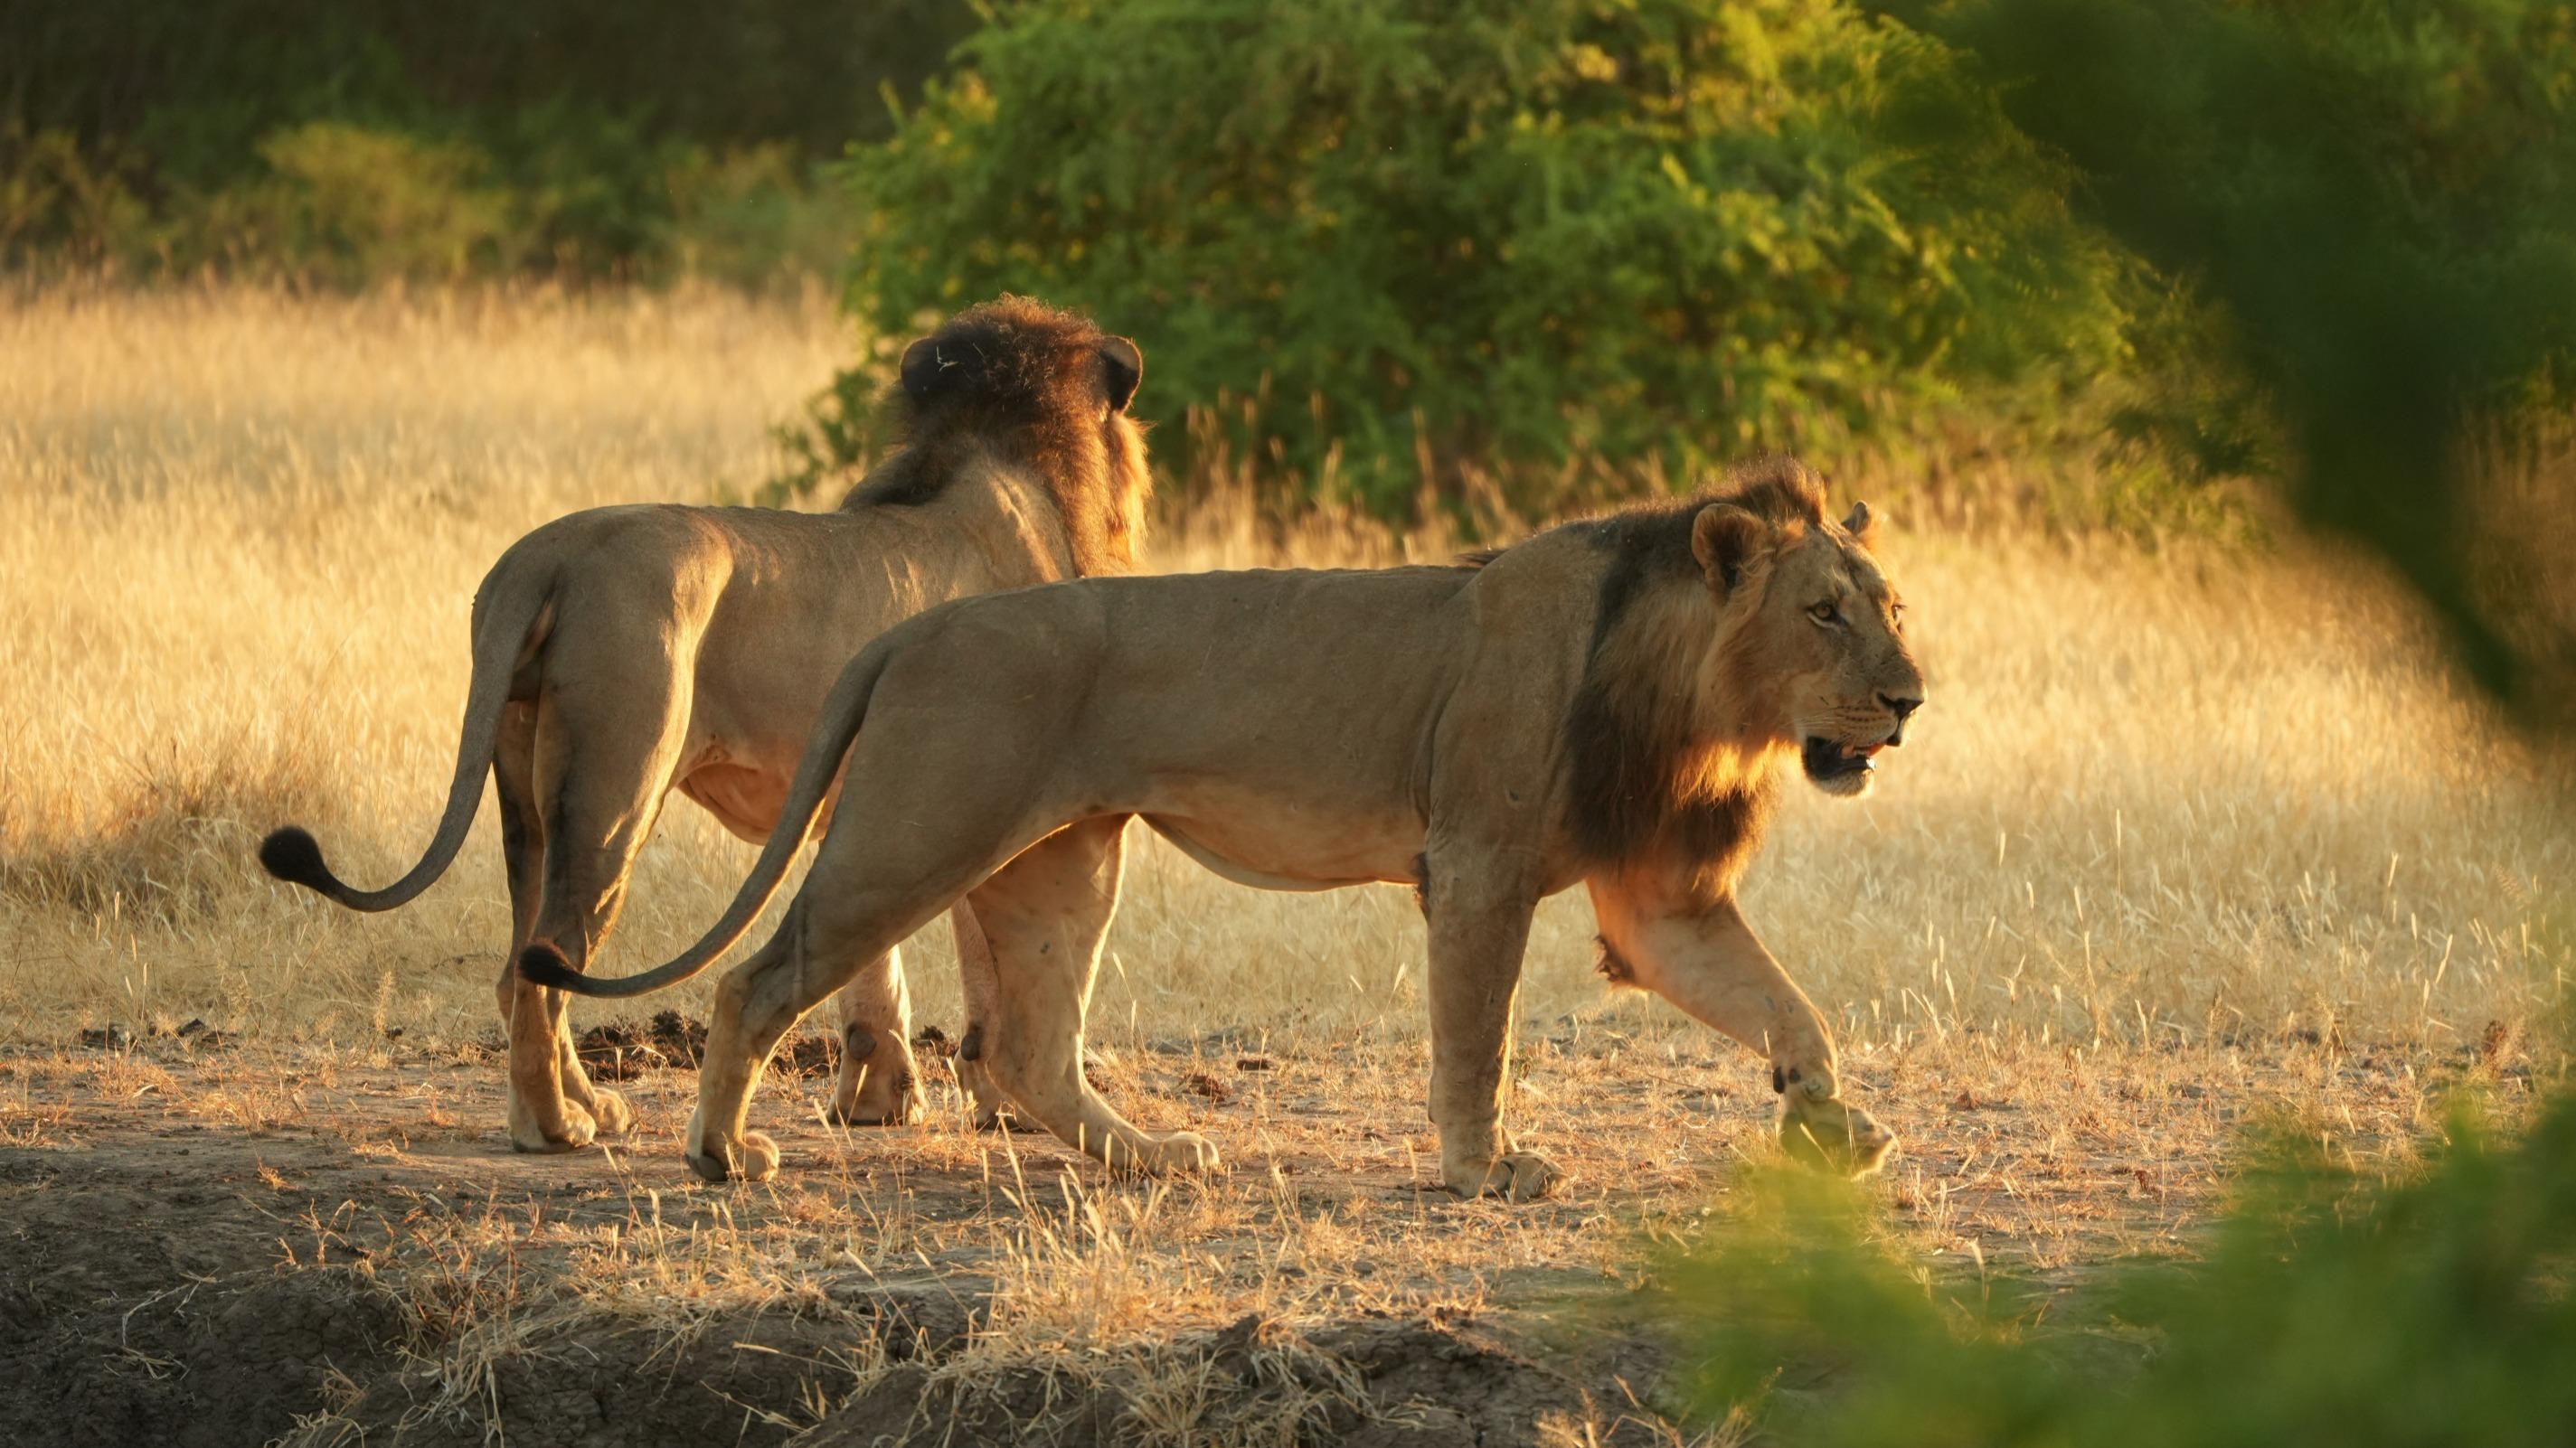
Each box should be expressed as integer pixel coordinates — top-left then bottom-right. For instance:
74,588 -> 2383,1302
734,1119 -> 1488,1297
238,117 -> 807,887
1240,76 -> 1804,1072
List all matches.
517,641 -> 893,1000
257,567 -> 551,913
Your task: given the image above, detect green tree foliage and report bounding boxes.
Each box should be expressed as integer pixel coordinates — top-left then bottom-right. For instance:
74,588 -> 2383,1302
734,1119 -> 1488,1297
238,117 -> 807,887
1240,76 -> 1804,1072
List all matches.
1885,0 -> 2576,701
829,0 -> 2134,512
1674,1089 -> 2576,1446
1,0 -> 973,283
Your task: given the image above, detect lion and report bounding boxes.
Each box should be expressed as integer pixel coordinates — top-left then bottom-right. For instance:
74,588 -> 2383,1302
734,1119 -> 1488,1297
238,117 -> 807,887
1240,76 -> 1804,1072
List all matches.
259,297 -> 1152,1154
524,458 -> 1925,1199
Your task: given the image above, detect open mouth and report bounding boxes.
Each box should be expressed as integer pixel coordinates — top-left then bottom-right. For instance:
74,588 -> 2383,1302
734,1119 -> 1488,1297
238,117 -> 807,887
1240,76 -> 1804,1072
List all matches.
1801,736 -> 1881,784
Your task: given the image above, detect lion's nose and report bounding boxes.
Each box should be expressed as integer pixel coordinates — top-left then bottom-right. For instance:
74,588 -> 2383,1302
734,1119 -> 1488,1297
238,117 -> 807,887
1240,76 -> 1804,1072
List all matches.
1879,692 -> 1921,744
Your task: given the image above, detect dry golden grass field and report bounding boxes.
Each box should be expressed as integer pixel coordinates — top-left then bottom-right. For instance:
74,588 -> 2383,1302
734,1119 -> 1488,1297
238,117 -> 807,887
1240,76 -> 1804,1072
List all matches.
1,284 -> 2568,1446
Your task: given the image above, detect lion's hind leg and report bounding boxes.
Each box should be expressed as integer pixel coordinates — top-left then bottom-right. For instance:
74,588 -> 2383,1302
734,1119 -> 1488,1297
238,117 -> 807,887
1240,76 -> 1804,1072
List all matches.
491,702 -> 634,1154
507,672 -> 688,1152
687,826 -> 1022,1182
690,891 -> 975,1182
973,817 -> 1220,1180
493,701 -> 574,1150
825,941 -> 927,1127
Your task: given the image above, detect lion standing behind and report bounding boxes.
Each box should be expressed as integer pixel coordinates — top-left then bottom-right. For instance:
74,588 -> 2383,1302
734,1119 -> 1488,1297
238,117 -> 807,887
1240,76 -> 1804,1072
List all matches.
261,297 -> 1152,1152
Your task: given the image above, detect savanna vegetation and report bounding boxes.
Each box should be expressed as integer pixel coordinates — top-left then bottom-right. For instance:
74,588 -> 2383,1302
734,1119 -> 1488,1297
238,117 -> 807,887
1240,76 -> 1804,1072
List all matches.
4,1 -> 2573,1444
4,0 -> 970,287
2,278 -> 2566,1446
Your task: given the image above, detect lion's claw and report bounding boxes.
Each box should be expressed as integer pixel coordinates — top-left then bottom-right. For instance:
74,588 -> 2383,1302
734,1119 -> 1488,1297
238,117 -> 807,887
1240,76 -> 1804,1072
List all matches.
825,1090 -> 924,1127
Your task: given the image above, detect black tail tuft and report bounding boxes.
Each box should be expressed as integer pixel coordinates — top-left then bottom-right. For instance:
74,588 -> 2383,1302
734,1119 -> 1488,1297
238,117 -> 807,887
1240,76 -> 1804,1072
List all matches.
517,941 -> 587,992
259,826 -> 333,890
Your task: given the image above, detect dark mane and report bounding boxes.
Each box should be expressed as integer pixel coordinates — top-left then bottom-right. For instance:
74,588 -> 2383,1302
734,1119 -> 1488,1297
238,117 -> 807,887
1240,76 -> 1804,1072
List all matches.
1719,454 -> 1828,530
1467,454 -> 1826,585
842,296 -> 1151,576
1542,455 -> 1828,653
1558,456 -> 1825,876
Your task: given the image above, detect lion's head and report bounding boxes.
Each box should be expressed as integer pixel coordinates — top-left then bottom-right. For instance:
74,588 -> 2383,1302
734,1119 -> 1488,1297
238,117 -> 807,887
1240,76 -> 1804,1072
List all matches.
1559,458 -> 1926,883
1689,462 -> 1923,798
854,296 -> 1154,575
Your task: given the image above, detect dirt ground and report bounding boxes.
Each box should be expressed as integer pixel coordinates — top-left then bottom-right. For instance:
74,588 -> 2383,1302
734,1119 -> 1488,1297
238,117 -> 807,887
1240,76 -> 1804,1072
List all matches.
0,1016 -> 2525,1448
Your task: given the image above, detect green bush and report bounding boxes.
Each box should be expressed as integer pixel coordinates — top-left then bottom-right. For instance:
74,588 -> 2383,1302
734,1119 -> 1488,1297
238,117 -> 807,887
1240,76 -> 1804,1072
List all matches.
663,143 -> 863,291
0,124 -> 149,266
0,0 -> 966,284
825,0 -> 2135,514
244,123 -> 514,284
1670,1084 -> 2576,1447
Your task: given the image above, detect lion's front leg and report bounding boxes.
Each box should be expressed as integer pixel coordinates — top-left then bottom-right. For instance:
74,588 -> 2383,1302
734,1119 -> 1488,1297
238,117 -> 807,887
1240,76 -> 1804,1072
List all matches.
1422,859 -> 1562,1202
825,942 -> 926,1127
973,817 -> 1219,1179
945,898 -> 1017,1132
1587,875 -> 1894,1177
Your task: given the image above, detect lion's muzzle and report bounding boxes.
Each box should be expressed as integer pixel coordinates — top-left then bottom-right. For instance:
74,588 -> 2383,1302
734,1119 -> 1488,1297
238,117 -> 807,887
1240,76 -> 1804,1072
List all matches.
1800,735 -> 1878,785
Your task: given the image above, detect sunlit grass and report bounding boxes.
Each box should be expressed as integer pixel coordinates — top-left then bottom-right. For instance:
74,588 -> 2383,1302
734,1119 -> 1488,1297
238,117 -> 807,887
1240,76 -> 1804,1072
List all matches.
2,283 -> 2561,1066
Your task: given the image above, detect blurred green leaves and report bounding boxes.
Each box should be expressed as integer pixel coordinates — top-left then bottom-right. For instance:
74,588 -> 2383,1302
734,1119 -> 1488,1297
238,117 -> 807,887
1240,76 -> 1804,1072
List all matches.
1675,1092 -> 2576,1447
1882,0 -> 2576,710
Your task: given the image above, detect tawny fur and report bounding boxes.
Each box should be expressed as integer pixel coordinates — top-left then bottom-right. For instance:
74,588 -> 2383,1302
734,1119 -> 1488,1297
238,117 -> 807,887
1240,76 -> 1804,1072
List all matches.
261,296 -> 1152,1155
530,458 -> 1925,1198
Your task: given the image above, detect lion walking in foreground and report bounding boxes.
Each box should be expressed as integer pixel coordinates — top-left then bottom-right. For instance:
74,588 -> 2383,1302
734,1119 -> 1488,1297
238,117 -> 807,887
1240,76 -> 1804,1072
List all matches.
530,460 -> 1923,1198
261,298 -> 1152,1153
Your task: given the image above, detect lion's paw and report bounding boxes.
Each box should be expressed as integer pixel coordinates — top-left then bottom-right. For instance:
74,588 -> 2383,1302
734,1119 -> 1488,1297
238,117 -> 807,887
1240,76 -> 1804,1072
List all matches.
686,1130 -> 783,1185
587,1088 -> 637,1139
1447,1151 -> 1565,1203
510,1096 -> 599,1155
956,1060 -> 1018,1133
1134,1132 -> 1223,1178
1779,1095 -> 1897,1177
826,1081 -> 925,1128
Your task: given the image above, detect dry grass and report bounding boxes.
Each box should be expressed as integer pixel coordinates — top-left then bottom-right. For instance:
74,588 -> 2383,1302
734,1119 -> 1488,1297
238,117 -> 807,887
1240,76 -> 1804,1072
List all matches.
1,282 -> 2570,1443
1,282 -> 2562,1057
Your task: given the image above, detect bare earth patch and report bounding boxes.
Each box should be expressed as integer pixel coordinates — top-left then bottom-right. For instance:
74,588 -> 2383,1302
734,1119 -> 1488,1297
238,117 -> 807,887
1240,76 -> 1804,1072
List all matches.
0,1023 -> 2529,1447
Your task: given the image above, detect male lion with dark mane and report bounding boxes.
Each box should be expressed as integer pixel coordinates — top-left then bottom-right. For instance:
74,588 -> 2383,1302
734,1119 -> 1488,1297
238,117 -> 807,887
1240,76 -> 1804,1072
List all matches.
528,459 -> 1923,1199
260,297 -> 1151,1154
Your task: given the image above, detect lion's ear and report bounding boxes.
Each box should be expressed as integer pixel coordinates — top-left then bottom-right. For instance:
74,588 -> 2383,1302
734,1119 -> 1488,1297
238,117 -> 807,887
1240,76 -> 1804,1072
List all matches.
1842,500 -> 1882,549
1690,503 -> 1768,597
1099,336 -> 1144,413
900,338 -> 946,402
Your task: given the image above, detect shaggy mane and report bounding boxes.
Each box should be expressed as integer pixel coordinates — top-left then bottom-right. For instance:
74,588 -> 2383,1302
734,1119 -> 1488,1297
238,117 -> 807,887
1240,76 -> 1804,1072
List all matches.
843,296 -> 1151,576
1557,456 -> 1828,877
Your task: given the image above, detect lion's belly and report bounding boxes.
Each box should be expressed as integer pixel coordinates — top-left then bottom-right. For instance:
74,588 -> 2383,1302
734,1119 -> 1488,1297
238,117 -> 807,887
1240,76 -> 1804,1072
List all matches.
675,758 -> 839,844
1140,801 -> 1423,893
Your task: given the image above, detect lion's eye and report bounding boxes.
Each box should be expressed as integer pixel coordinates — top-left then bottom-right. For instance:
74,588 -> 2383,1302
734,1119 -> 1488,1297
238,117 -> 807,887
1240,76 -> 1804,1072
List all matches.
1809,601 -> 1842,626
1890,601 -> 1906,631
